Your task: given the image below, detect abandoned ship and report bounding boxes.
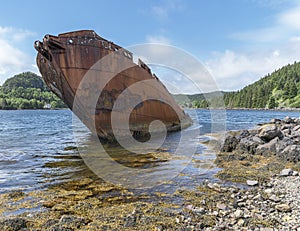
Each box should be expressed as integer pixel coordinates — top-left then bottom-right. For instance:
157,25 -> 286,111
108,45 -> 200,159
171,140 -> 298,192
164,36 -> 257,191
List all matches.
34,30 -> 192,141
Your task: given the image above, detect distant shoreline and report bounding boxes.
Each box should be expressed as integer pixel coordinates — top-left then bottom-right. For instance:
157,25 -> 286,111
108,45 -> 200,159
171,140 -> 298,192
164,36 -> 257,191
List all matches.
1,107 -> 300,112
0,108 -> 69,111
184,107 -> 300,112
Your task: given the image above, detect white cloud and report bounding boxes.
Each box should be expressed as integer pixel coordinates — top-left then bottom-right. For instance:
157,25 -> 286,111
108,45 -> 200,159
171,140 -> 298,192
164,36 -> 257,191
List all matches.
151,0 -> 185,22
146,35 -> 171,44
204,1 -> 300,91
279,6 -> 300,29
205,38 -> 300,91
0,27 -> 36,42
0,27 -> 37,85
130,43 -> 221,94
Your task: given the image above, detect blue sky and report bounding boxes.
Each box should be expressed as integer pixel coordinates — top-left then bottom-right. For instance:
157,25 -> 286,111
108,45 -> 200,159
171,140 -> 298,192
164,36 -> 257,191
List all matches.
0,0 -> 300,93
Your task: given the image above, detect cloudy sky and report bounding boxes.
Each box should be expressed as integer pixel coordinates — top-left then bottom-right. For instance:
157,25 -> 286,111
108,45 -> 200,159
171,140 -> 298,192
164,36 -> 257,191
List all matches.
0,0 -> 300,93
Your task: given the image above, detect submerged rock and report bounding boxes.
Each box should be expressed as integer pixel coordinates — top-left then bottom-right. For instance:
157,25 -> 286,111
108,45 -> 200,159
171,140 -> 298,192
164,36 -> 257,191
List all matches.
0,218 -> 28,231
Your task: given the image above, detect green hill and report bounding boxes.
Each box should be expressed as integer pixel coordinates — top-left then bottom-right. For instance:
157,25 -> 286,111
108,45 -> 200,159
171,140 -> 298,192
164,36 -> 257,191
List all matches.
0,72 -> 65,110
187,61 -> 300,109
223,61 -> 300,109
2,72 -> 46,91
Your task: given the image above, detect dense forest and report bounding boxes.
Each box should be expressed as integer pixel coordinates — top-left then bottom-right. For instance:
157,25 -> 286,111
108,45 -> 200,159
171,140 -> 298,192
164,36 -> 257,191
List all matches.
0,72 -> 65,109
175,61 -> 300,109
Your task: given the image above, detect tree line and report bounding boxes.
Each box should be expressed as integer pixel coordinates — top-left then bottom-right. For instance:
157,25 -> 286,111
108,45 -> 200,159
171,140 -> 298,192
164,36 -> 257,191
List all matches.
0,72 -> 65,110
187,61 -> 300,109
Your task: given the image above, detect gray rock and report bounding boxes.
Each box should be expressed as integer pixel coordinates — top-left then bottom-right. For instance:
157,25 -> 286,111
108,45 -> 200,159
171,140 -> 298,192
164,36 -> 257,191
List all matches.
238,136 -> 260,154
221,135 -> 239,152
237,218 -> 245,226
256,137 -> 279,155
269,194 -> 281,202
207,183 -> 221,192
264,188 -> 273,194
192,207 -> 205,214
270,118 -> 281,124
258,124 -> 283,142
281,124 -> 294,130
246,180 -> 258,186
279,145 -> 300,162
293,124 -> 300,131
276,137 -> 294,153
284,116 -> 294,124
233,209 -> 243,218
280,168 -> 293,176
237,130 -> 251,139
59,215 -> 87,228
124,215 -> 137,227
216,203 -> 227,210
291,129 -> 300,138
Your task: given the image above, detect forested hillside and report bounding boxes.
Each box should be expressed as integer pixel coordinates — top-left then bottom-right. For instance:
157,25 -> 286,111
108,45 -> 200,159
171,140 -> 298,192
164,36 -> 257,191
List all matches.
187,61 -> 300,109
0,72 -> 65,109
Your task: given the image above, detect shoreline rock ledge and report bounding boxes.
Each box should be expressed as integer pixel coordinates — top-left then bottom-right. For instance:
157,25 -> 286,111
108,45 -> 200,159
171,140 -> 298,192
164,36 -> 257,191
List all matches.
221,116 -> 300,162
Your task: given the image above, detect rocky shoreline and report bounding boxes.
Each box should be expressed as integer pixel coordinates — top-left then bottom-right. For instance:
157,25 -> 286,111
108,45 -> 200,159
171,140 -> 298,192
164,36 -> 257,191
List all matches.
221,116 -> 300,162
0,117 -> 300,230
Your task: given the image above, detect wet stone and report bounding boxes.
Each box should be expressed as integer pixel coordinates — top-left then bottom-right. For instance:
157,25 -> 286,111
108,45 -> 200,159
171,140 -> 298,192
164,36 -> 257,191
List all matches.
0,218 -> 28,231
8,190 -> 25,199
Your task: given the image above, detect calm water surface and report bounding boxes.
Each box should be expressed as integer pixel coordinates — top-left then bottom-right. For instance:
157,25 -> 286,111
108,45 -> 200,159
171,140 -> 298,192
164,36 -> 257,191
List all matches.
0,109 -> 299,193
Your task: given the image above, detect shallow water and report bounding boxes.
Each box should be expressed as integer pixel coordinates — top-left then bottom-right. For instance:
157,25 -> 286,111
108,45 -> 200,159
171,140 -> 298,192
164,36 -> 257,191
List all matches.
0,109 -> 299,194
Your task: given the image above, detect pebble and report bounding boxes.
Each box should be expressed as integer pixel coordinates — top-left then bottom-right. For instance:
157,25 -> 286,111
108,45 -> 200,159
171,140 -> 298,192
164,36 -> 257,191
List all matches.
269,194 -> 281,202
293,171 -> 299,176
264,188 -> 273,194
275,203 -> 292,212
280,168 -> 293,176
233,209 -> 243,218
247,180 -> 258,186
216,203 -> 227,210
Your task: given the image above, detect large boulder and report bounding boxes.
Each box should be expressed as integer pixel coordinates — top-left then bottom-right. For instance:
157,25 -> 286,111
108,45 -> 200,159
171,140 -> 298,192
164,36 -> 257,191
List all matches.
258,124 -> 283,142
237,130 -> 251,139
276,137 -> 295,153
221,135 -> 239,152
270,118 -> 281,124
256,137 -> 279,156
237,136 -> 264,154
278,145 -> 300,162
283,116 -> 294,124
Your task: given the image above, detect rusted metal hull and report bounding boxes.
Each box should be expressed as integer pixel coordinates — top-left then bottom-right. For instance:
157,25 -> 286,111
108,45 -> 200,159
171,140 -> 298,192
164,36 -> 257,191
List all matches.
34,30 -> 192,141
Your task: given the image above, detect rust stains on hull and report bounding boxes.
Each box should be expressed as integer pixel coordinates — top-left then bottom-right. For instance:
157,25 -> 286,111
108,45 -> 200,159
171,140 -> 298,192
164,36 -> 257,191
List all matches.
34,30 -> 192,141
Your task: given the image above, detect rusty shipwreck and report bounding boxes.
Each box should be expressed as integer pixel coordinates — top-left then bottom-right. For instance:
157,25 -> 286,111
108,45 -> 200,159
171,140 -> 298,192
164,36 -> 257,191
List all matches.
34,30 -> 192,141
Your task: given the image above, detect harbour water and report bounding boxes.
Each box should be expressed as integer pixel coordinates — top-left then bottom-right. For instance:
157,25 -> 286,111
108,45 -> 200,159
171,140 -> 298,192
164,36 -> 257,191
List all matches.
0,109 -> 299,194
